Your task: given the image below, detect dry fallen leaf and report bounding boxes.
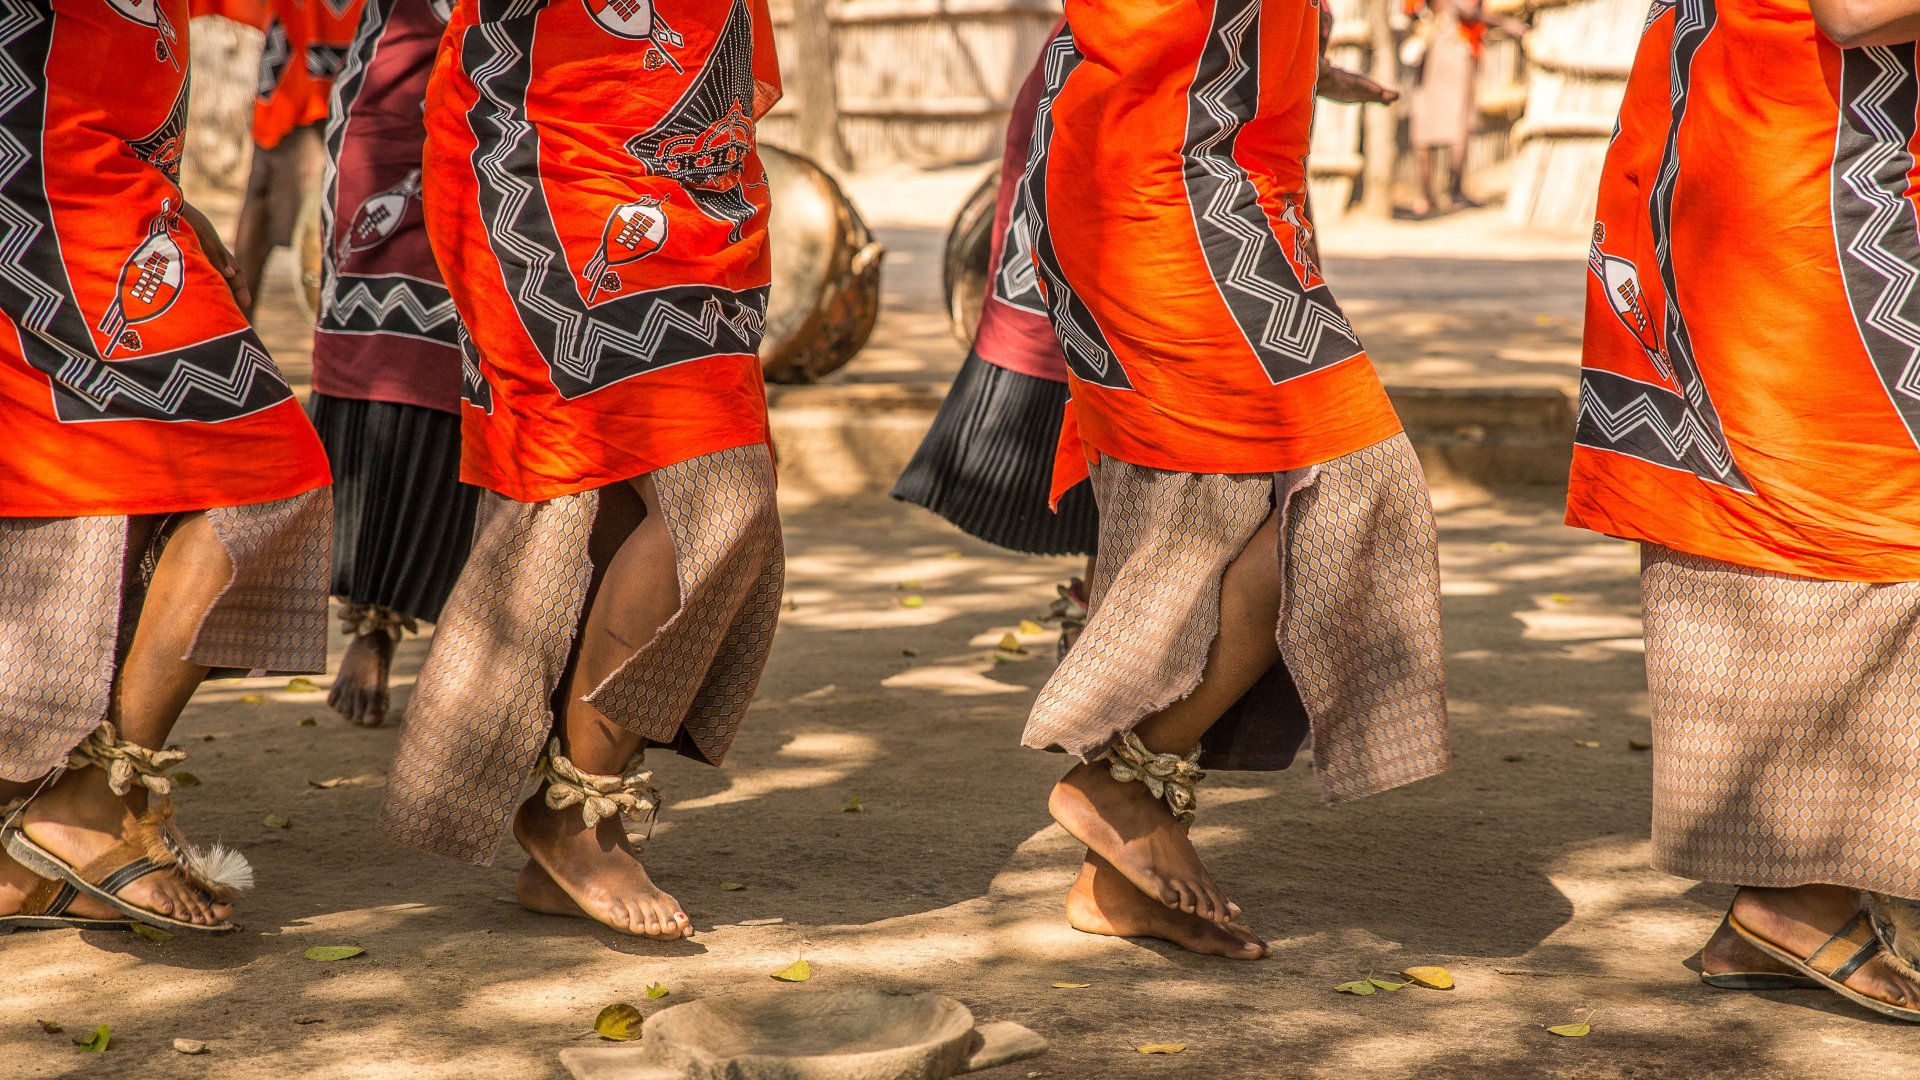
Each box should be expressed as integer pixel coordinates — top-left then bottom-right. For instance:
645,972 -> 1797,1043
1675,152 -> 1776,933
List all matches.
594,1003 -> 643,1042
1628,739 -> 1652,752
996,632 -> 1026,654
843,796 -> 863,813
1369,977 -> 1407,991
303,946 -> 364,962
263,814 -> 291,829
172,1039 -> 208,1055
1401,966 -> 1455,990
171,771 -> 202,788
1573,739 -> 1601,749
645,983 -> 670,1000
1550,593 -> 1572,605
895,580 -> 924,591
1018,619 -> 1045,635
1548,1023 -> 1592,1038
37,1019 -> 61,1034
1334,979 -> 1377,996
285,677 -> 319,693
1135,1044 -> 1186,1055
1050,982 -> 1090,989
900,595 -> 925,609
130,924 -> 174,943
298,717 -> 318,727
721,881 -> 746,891
238,694 -> 265,705
901,647 -> 921,657
771,960 -> 812,983
73,1025 -> 109,1053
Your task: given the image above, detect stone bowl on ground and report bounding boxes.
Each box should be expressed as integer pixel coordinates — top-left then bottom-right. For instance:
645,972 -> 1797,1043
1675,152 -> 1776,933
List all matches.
559,988 -> 1047,1080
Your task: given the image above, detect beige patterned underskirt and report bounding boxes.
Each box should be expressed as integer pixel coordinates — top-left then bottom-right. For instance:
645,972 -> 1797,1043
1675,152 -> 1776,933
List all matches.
1023,434 -> 1450,802
0,489 -> 333,781
1644,544 -> 1920,896
379,444 -> 784,866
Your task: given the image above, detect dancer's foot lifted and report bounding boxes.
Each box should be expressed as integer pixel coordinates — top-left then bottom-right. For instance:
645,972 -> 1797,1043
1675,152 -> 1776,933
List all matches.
1050,755 -> 1236,925
328,627 -> 396,728
1066,850 -> 1266,959
512,796 -> 690,940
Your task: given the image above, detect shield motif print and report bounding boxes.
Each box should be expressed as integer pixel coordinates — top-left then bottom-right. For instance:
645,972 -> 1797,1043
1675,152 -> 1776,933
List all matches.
584,0 -> 687,72
98,205 -> 186,359
583,196 -> 670,303
103,0 -> 180,68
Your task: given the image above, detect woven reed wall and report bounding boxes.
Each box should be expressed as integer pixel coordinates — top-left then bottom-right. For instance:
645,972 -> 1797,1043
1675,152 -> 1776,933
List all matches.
1506,0 -> 1645,231
761,0 -> 1062,169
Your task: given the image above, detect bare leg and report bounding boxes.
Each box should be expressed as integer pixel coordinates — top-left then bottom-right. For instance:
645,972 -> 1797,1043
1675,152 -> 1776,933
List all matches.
1731,885 -> 1920,1009
1049,511 -> 1285,931
513,476 -> 692,940
1412,148 -> 1438,218
328,626 -> 396,728
21,514 -> 236,926
1447,140 -> 1479,208
231,175 -> 273,319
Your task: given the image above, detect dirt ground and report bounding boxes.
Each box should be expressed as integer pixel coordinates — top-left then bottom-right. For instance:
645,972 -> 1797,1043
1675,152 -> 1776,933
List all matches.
9,177 -> 1920,1079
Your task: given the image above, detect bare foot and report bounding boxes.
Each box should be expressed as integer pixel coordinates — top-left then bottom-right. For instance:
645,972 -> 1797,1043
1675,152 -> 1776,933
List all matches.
1734,885 -> 1920,1012
1065,851 -> 1267,960
514,860 -> 586,918
328,629 -> 395,728
1049,760 -> 1235,925
20,768 -> 231,927
512,796 -> 690,940
0,847 -> 120,921
1701,912 -> 1805,981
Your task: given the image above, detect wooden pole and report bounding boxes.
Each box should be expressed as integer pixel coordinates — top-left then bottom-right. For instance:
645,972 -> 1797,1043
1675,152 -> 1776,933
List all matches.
1358,0 -> 1399,217
784,0 -> 854,172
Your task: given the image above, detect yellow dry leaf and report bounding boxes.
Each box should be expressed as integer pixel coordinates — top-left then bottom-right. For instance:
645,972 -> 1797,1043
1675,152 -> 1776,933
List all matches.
285,677 -> 319,693
645,983 -> 670,1000
843,796 -> 863,813
901,647 -> 920,657
303,946 -> 363,962
895,580 -> 924,591
173,1039 -> 209,1055
1401,966 -> 1454,990
900,595 -> 925,609
721,881 -> 746,891
1547,1023 -> 1592,1038
996,632 -> 1025,654
1135,1044 -> 1186,1055
36,1020 -> 61,1034
1018,620 -> 1045,635
1628,739 -> 1652,752
72,1024 -> 109,1053
1574,739 -> 1601,749
263,814 -> 291,829
594,1003 -> 643,1041
1369,977 -> 1407,991
1334,979 -> 1377,996
1050,982 -> 1090,989
130,924 -> 173,943
238,695 -> 265,705
771,960 -> 812,983
171,771 -> 202,788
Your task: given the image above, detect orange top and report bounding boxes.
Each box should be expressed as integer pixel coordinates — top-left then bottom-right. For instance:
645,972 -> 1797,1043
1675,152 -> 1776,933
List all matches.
423,0 -> 783,502
1024,0 -> 1403,503
254,0 -> 365,150
1568,0 -> 1920,582
0,2 -> 329,517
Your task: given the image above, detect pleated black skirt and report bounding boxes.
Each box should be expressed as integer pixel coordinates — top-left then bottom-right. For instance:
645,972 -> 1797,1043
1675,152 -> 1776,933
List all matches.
307,393 -> 479,622
892,351 -> 1098,557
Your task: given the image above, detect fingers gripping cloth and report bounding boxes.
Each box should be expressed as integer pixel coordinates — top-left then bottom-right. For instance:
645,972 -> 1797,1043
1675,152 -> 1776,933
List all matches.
340,602 -> 419,639
1102,732 -> 1204,823
537,739 -> 660,830
68,721 -> 189,797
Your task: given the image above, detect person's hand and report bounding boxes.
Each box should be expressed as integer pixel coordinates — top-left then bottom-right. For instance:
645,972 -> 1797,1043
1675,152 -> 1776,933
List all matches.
180,201 -> 252,311
1318,64 -> 1401,105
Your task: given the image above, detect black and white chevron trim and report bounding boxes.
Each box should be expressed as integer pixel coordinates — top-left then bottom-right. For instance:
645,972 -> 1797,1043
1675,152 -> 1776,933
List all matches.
1574,0 -> 1751,491
319,274 -> 461,346
1180,0 -> 1362,383
0,2 -> 291,424
461,11 -> 768,400
1833,45 -> 1920,451
1016,27 -> 1130,389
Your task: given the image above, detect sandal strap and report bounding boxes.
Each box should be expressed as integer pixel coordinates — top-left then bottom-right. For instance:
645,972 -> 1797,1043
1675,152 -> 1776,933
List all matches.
67,722 -> 187,797
537,738 -> 659,830
19,875 -> 77,918
1806,909 -> 1882,981
1101,732 -> 1204,823
339,602 -> 417,639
